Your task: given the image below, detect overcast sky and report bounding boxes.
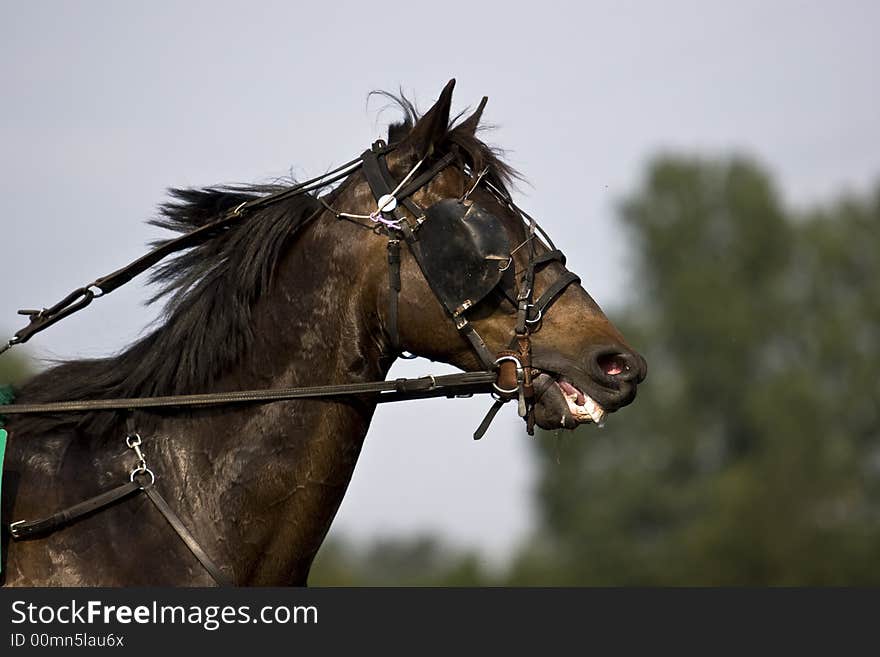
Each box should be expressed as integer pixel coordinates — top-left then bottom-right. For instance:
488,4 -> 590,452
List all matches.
2,1 -> 878,562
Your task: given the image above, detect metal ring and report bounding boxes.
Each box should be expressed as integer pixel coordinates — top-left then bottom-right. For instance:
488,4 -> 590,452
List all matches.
494,354 -> 523,369
125,433 -> 142,448
525,308 -> 543,324
499,257 -> 513,272
232,201 -> 248,217
87,284 -> 106,299
130,466 -> 155,488
428,375 -> 437,388
492,355 -> 524,394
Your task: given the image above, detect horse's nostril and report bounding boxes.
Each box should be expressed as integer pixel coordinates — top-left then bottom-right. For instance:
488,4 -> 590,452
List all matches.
597,353 -> 627,376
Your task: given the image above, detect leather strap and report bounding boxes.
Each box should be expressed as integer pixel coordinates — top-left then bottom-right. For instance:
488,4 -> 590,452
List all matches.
387,239 -> 402,353
10,478 -> 232,586
393,152 -> 457,204
530,271 -> 580,320
9,481 -> 142,539
0,371 -> 499,415
3,151 -> 369,350
143,485 -> 232,587
360,148 -> 421,224
473,399 -> 505,440
531,249 -> 567,267
455,319 -> 499,370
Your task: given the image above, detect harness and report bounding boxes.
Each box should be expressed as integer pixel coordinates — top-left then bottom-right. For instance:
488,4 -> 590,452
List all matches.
0,140 -> 579,585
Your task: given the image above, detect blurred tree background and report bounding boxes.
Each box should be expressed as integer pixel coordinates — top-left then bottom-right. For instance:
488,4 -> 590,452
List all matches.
310,154 -> 880,585
0,350 -> 31,387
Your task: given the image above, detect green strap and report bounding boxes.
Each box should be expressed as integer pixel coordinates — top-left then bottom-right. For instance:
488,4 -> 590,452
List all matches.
0,385 -> 13,574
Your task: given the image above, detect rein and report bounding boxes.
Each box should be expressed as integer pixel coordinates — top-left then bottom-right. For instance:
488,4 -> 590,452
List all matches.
1,138 -> 579,586
0,371 -> 497,415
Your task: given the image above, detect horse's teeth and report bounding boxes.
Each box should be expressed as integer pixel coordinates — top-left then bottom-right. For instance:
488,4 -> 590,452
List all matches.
559,382 -> 607,426
582,394 -> 606,425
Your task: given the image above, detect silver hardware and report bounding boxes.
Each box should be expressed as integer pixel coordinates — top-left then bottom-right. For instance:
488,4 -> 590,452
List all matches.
9,520 -> 26,539
454,300 -> 474,316
130,466 -> 155,487
492,355 -> 524,395
126,432 -> 152,486
461,166 -> 489,202
377,194 -> 397,213
525,308 -> 543,324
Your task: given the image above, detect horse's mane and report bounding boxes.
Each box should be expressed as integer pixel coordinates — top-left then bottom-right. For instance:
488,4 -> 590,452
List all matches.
13,94 -> 515,436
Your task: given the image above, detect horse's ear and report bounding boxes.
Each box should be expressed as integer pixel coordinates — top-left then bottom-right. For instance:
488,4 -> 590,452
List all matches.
457,96 -> 488,135
405,79 -> 456,157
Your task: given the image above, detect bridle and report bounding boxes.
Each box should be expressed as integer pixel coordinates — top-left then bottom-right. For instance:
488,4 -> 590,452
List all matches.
0,139 -> 580,585
354,140 -> 580,434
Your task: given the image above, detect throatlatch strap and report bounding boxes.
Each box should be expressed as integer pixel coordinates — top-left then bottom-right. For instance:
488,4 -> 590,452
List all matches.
387,239 -> 402,353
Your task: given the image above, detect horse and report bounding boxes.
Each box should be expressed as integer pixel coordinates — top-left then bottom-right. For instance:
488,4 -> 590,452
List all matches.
0,80 -> 646,586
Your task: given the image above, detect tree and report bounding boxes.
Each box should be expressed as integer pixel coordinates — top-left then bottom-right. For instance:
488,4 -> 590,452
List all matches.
0,346 -> 31,387
513,156 -> 880,585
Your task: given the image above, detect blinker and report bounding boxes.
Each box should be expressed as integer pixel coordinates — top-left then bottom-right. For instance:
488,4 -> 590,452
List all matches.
412,199 -> 511,316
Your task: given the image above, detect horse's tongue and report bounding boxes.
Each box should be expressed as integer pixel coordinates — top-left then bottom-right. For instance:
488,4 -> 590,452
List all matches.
558,380 -> 585,406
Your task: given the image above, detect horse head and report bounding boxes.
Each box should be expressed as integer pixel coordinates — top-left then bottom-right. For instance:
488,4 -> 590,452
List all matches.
327,79 -> 647,431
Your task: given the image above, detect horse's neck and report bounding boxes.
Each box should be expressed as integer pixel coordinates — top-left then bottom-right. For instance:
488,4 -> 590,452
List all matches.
154,218 -> 390,584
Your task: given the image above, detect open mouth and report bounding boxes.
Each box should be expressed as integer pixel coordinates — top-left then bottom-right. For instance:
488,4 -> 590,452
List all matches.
527,351 -> 643,431
557,379 -> 606,426
530,371 -> 611,430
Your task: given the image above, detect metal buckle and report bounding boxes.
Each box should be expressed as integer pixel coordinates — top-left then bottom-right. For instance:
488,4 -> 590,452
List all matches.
9,520 -> 26,539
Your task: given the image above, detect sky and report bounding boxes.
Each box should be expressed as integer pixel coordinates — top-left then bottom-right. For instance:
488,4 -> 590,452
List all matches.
2,1 -> 879,563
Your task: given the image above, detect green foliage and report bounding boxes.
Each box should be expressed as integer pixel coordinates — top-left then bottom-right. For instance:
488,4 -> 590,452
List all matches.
515,156 -> 880,585
0,347 -> 32,387
309,535 -> 494,586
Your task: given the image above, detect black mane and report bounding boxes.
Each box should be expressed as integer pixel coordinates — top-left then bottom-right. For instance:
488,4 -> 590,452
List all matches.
14,94 -> 515,436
